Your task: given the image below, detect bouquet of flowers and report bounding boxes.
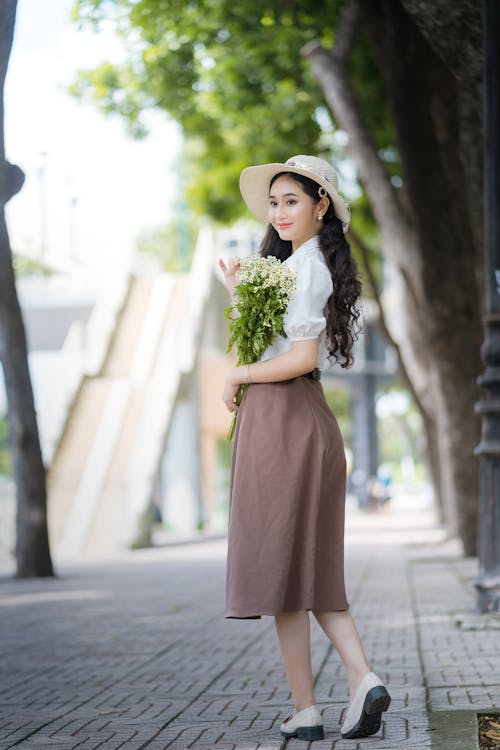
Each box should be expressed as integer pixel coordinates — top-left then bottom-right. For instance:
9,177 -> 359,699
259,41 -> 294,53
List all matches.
224,255 -> 297,440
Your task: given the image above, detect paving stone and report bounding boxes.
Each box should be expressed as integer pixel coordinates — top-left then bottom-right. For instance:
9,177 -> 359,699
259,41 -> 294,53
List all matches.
1,500 -> 498,748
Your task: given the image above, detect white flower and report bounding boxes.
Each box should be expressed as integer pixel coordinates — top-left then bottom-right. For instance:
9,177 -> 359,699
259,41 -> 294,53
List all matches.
237,255 -> 296,300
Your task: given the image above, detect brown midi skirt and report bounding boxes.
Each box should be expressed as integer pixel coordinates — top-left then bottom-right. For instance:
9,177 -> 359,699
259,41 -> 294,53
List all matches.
225,376 -> 349,619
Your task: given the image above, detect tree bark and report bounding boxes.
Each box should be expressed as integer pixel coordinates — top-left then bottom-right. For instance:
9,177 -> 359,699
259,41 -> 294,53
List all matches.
303,0 -> 483,554
0,0 -> 54,577
400,0 -> 484,299
400,0 -> 482,92
360,0 -> 483,556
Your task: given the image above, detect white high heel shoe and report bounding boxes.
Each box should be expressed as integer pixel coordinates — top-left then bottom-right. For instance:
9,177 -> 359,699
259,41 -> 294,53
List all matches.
341,672 -> 391,739
280,704 -> 324,741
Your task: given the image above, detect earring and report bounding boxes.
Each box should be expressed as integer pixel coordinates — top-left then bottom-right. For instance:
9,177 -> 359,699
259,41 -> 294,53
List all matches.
318,214 -> 323,220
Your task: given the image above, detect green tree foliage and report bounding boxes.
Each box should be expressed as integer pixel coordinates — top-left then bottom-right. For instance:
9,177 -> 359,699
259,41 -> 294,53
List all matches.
12,253 -> 54,277
376,385 -> 424,469
71,0 -> 396,226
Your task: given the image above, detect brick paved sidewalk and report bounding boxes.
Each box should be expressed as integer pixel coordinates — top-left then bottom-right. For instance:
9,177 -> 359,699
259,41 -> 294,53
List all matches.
1,494 -> 499,750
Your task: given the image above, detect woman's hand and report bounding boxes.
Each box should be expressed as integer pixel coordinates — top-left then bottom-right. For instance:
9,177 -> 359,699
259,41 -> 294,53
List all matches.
218,257 -> 241,298
223,369 -> 241,412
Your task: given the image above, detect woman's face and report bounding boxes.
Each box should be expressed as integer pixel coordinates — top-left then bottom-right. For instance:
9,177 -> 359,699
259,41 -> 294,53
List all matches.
268,175 -> 324,251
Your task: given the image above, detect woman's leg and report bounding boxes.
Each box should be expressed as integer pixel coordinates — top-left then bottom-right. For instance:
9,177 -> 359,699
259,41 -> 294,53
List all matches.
312,610 -> 370,702
275,610 -> 315,712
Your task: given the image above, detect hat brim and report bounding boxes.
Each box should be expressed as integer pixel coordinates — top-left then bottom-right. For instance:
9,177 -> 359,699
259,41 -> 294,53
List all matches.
239,162 -> 350,228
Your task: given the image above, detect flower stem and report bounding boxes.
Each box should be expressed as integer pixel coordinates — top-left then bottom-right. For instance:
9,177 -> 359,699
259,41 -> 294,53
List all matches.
226,383 -> 247,441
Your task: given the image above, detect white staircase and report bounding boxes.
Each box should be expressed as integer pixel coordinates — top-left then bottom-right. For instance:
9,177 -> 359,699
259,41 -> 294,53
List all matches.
48,227 -> 217,556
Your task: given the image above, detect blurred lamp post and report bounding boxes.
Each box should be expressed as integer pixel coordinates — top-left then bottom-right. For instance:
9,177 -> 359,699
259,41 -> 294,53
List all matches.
474,0 -> 500,614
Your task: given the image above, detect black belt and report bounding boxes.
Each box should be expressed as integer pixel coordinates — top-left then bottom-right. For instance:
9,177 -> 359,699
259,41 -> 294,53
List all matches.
303,368 -> 321,381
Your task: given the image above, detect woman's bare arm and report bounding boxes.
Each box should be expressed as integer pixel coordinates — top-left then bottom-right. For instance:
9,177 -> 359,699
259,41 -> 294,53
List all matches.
223,340 -> 319,411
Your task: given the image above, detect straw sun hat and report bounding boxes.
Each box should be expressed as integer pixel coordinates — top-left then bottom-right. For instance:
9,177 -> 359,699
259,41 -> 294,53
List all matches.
239,154 -> 351,232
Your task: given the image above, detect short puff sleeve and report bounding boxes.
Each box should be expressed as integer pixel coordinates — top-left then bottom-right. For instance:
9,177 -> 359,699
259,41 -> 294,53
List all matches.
284,254 -> 333,341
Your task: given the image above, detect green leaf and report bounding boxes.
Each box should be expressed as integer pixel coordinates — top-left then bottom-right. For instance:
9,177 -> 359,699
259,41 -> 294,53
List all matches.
70,0 -> 396,222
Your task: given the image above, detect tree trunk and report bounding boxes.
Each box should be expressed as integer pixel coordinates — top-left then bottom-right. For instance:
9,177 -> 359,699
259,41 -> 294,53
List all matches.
400,1 -> 484,261
303,0 -> 483,555
0,0 -> 54,577
360,0 -> 483,556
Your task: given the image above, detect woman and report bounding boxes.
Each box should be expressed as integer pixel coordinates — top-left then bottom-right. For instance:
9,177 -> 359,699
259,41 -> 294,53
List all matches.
218,155 -> 391,741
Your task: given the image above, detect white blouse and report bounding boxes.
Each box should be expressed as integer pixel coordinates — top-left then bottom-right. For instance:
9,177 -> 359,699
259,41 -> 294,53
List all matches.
259,235 -> 334,371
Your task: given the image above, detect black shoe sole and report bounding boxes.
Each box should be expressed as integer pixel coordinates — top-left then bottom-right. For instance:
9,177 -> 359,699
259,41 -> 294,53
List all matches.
341,686 -> 391,739
281,724 -> 325,741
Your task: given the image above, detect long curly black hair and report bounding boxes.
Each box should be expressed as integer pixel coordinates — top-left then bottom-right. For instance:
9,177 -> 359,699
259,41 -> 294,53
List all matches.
259,171 -> 362,368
